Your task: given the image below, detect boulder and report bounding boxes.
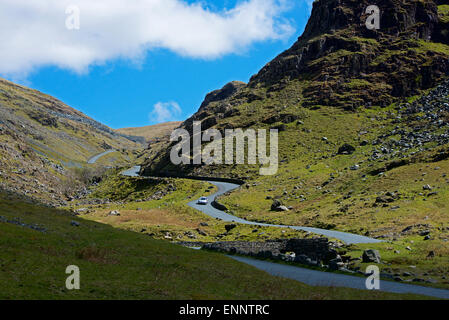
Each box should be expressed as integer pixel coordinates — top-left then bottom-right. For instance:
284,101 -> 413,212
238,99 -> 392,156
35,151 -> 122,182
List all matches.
338,144 -> 356,155
375,196 -> 395,204
280,114 -> 299,124
196,228 -> 207,236
362,249 -> 381,263
262,115 -> 281,124
419,230 -> 430,236
271,124 -> 286,132
271,199 -> 283,211
270,199 -> 290,212
184,231 -> 197,239
360,140 -> 369,146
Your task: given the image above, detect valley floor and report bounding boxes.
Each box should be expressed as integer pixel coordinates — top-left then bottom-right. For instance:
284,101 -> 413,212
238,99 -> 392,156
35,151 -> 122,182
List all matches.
0,191 -> 426,300
63,165 -> 449,297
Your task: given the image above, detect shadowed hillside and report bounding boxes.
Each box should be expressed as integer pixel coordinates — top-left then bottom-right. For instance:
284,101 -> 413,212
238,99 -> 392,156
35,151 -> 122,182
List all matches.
0,78 -> 144,205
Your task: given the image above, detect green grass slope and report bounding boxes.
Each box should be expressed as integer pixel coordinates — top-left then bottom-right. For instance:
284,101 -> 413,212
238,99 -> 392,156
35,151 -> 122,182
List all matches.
0,191 -> 427,300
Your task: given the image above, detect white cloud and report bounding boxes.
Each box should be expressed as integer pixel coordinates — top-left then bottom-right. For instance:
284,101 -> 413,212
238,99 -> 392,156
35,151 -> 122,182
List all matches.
0,0 -> 295,77
150,101 -> 182,123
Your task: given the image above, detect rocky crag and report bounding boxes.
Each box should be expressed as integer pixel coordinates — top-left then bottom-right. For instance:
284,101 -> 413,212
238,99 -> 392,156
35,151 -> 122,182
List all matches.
142,0 -> 449,177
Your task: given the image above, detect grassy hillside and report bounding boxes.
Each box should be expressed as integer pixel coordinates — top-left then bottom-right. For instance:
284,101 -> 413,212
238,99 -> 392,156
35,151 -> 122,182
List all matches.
0,191 -> 426,300
140,79 -> 449,289
1,0 -> 447,300
0,78 -> 144,205
140,0 -> 449,289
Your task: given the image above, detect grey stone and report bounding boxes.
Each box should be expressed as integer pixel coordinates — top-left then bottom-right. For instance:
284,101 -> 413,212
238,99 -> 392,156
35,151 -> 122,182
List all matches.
225,224 -> 237,232
338,144 -> 356,155
196,228 -> 207,236
362,249 -> 381,263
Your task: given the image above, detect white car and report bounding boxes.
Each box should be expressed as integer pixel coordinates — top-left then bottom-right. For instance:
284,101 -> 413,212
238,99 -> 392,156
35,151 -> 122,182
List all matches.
198,197 -> 208,205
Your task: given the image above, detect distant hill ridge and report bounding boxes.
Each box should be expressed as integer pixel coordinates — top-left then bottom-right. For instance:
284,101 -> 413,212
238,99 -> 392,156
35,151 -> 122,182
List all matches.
117,121 -> 182,143
0,78 -> 145,144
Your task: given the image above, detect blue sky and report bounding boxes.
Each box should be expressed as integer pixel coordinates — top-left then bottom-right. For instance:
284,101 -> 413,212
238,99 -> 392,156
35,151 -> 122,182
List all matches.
1,0 -> 312,129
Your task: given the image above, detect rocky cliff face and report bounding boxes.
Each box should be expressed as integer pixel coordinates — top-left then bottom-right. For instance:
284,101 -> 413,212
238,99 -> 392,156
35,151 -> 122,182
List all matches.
184,81 -> 247,133
250,0 -> 449,109
141,0 -> 449,177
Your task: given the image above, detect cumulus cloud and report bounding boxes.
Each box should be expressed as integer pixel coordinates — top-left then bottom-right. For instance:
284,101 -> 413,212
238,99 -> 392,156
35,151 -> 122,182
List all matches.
0,0 -> 295,77
150,101 -> 182,123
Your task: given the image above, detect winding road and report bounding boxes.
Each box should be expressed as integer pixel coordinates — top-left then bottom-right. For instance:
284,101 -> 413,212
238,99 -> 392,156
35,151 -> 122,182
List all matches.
120,165 -> 141,177
229,256 -> 449,299
119,165 -> 449,299
121,166 -> 380,244
188,180 -> 381,245
87,149 -> 117,164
